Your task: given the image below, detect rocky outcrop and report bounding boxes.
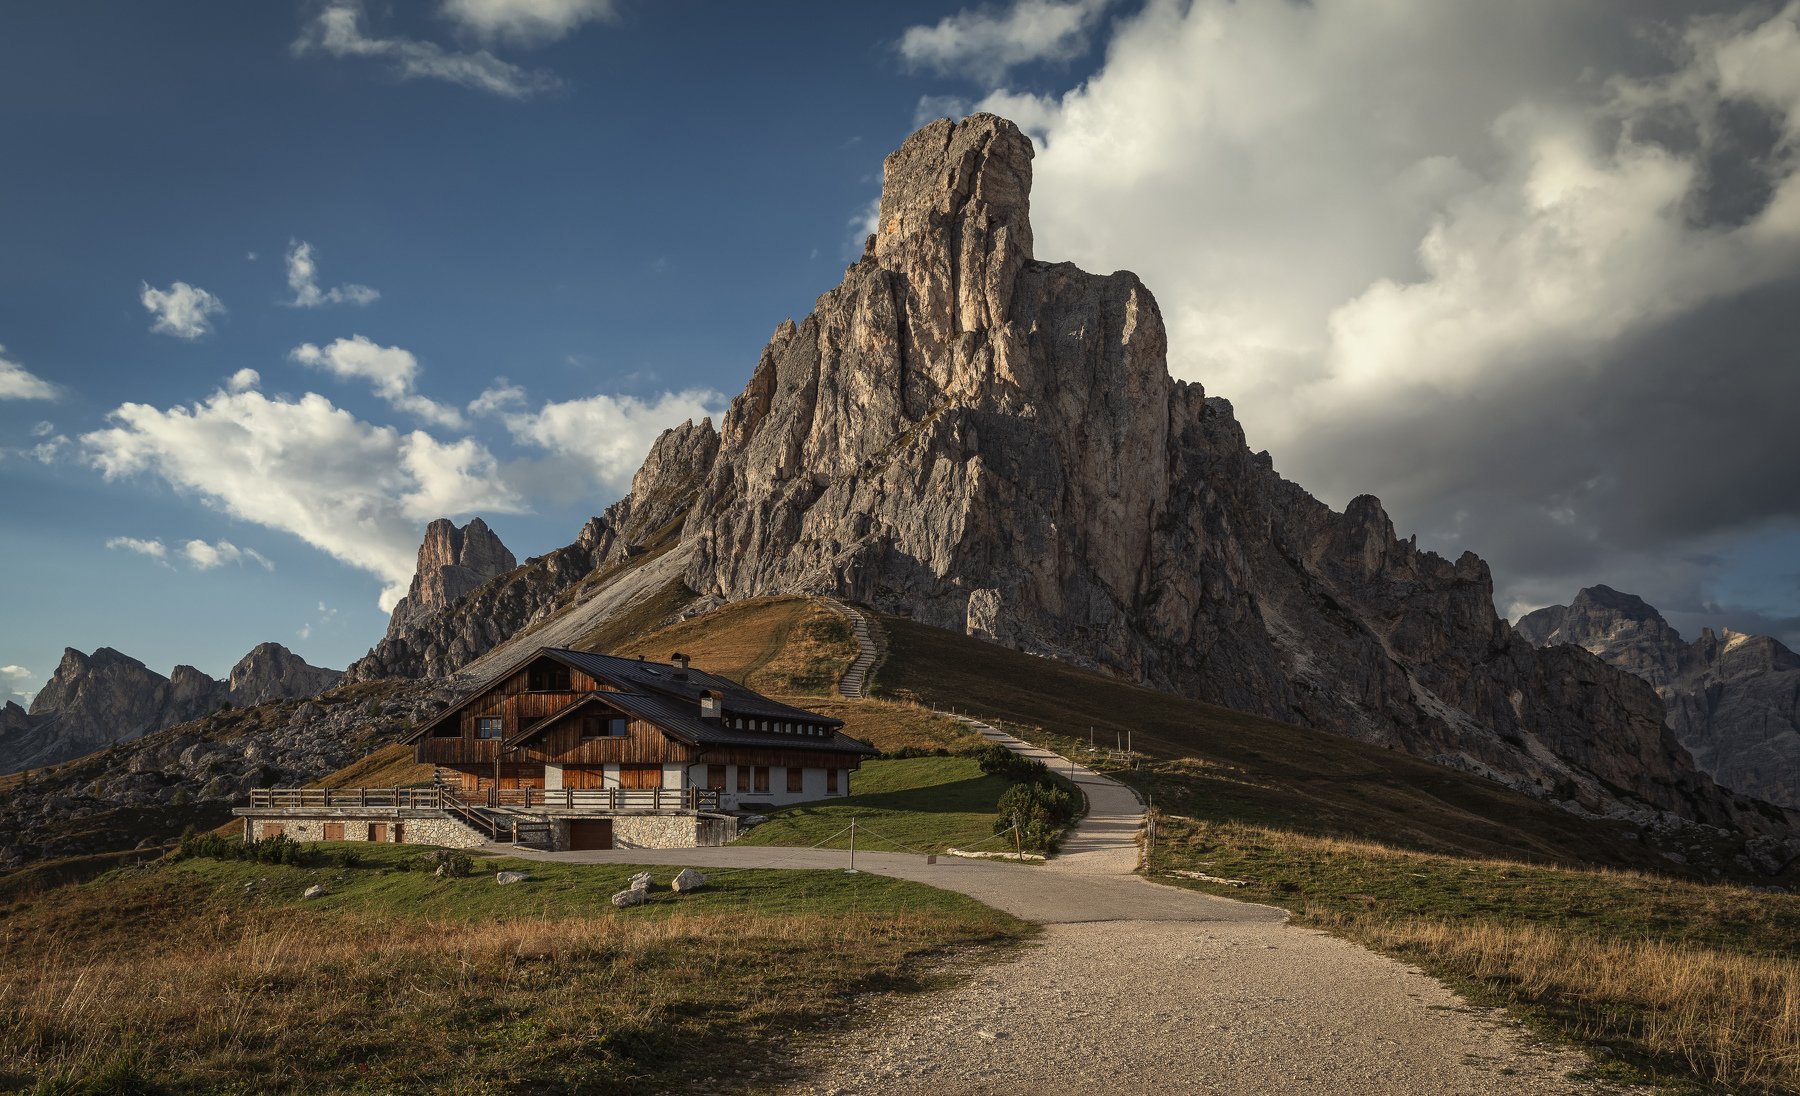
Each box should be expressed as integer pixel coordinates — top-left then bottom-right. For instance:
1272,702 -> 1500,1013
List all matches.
384,518 -> 517,638
1519,587 -> 1800,809
657,114 -> 1786,839
1,643 -> 343,776
228,642 -> 343,706
350,424 -> 719,682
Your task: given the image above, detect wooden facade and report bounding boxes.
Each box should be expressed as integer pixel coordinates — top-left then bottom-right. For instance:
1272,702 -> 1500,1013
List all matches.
410,649 -> 869,811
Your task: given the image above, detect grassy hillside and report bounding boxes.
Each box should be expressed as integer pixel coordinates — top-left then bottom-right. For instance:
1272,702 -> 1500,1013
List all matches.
0,844 -> 1026,1094
873,614 -> 1705,874
872,613 -> 1800,1091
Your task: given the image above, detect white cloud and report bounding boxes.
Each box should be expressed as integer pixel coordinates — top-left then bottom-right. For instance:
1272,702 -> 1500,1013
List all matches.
290,335 -> 465,428
0,665 -> 35,709
30,421 -> 53,437
467,380 -> 526,416
945,0 -> 1800,615
0,346 -> 55,401
900,0 -> 1112,82
182,539 -> 274,572
29,433 -> 70,464
140,281 -> 225,339
503,389 -> 724,495
440,0 -> 616,45
82,386 -> 521,610
106,536 -> 168,560
294,1 -> 561,98
227,368 -> 261,393
285,240 -> 379,308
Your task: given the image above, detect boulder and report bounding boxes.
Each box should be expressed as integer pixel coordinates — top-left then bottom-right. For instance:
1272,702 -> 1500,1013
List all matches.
672,867 -> 706,893
302,884 -> 327,899
495,870 -> 528,885
628,870 -> 653,891
611,887 -> 647,908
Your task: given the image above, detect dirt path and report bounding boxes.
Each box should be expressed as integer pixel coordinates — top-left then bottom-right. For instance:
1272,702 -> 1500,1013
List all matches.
775,717 -> 1620,1095
503,719 -> 1626,1093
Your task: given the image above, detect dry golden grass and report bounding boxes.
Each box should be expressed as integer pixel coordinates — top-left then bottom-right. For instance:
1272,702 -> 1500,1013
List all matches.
1151,817 -> 1800,1092
309,741 -> 435,790
1324,914 -> 1800,1092
0,852 -> 1025,1093
608,596 -> 856,696
794,696 -> 987,753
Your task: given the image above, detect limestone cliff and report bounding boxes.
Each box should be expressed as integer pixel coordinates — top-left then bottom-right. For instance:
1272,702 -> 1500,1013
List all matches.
383,518 -> 517,639
1519,587 -> 1800,809
666,114 -> 1779,835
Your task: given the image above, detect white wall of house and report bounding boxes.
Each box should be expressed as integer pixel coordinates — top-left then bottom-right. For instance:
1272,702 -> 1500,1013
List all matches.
544,764 -> 564,791
602,763 -> 620,789
708,763 -> 853,808
662,762 -> 686,790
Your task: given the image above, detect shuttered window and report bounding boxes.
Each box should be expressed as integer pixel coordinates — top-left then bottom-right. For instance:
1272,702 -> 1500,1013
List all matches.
787,768 -> 804,794
826,769 -> 839,794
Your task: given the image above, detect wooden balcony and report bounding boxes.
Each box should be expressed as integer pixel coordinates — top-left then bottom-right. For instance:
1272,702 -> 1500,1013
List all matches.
243,786 -> 722,814
247,787 -> 444,810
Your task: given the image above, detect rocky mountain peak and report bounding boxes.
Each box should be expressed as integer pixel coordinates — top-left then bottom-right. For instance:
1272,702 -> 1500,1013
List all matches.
873,113 -> 1034,268
227,642 -> 342,707
385,517 -> 518,637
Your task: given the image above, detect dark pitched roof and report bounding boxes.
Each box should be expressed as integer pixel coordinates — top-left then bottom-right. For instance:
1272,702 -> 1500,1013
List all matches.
405,646 -> 874,758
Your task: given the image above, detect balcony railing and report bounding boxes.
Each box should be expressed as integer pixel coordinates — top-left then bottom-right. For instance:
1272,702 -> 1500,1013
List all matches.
245,786 -> 723,813
247,787 -> 443,810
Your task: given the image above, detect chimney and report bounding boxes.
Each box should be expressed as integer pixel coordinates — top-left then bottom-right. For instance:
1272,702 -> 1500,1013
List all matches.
699,690 -> 721,720
671,652 -> 689,679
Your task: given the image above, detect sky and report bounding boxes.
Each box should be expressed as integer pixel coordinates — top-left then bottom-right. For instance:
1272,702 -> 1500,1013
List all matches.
4,0 -> 1800,707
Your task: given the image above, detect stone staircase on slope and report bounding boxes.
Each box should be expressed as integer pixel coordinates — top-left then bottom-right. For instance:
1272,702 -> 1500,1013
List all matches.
821,598 -> 885,699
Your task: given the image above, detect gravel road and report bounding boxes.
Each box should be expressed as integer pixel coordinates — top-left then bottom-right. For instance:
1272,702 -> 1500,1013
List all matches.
504,719 -> 1628,1093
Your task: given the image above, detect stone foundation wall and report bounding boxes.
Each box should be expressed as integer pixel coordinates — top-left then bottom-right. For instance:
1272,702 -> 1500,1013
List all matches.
240,811 -> 487,849
612,815 -> 703,849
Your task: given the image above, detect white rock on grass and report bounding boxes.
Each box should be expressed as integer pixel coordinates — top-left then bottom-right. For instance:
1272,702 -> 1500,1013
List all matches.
672,867 -> 706,893
628,871 -> 653,891
496,870 -> 527,885
302,884 -> 327,899
612,887 -> 647,908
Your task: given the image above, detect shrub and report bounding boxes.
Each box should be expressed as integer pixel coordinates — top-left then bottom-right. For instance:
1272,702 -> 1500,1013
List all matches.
994,779 -> 1079,853
175,828 -> 313,867
973,744 -> 1048,783
880,745 -> 952,760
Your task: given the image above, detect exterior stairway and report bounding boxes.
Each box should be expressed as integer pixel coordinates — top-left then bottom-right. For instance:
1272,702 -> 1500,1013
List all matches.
822,598 -> 885,699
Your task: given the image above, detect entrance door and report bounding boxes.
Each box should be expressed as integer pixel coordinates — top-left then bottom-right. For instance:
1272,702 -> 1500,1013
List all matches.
569,820 -> 613,850
322,822 -> 345,841
368,823 -> 389,842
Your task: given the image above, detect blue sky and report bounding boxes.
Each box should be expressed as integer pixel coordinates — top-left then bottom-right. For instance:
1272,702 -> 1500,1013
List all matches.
5,0 -> 1800,704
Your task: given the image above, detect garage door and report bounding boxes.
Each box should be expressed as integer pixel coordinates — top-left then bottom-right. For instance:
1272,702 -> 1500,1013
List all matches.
569,820 -> 613,850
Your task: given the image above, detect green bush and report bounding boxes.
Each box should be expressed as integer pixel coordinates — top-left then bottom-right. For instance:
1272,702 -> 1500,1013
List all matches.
993,779 -> 1079,853
175,827 -> 311,866
972,743 -> 1048,783
399,849 -> 474,877
880,745 -> 952,760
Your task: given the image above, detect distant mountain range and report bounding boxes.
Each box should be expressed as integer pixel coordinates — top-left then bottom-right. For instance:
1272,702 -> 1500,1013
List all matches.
0,643 -> 341,775
1518,586 -> 1800,809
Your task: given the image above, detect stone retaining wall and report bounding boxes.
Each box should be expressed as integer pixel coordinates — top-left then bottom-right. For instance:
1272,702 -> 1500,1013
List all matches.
240,811 -> 487,849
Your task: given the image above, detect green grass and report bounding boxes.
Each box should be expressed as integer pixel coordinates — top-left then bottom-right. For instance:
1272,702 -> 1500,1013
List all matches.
730,756 -> 1018,855
0,842 -> 1029,1094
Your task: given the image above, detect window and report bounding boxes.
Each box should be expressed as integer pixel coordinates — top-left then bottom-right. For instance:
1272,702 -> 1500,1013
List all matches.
736,766 -> 749,793
786,767 -> 804,794
707,764 -> 726,789
581,716 -> 628,741
477,717 -> 503,739
753,766 -> 770,794
826,768 -> 839,794
528,662 -> 571,691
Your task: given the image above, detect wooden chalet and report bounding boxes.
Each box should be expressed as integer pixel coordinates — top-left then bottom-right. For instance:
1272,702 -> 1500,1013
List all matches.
235,647 -> 877,851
